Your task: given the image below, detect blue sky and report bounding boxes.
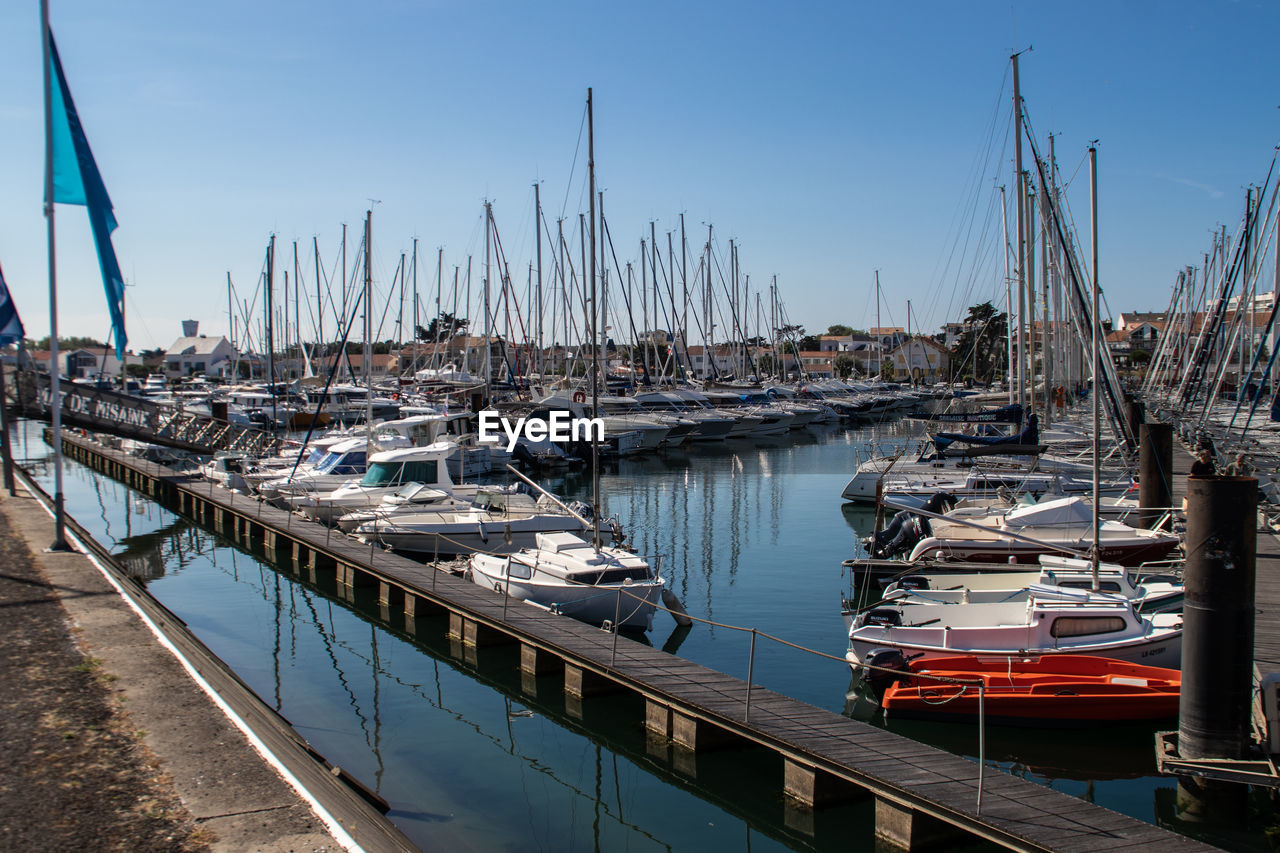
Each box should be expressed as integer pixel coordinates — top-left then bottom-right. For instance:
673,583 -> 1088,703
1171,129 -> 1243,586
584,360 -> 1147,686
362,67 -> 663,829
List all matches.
1,1 -> 1276,351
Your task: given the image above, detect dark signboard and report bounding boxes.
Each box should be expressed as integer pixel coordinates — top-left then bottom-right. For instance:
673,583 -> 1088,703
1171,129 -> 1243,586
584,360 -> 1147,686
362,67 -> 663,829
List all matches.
19,372 -> 162,435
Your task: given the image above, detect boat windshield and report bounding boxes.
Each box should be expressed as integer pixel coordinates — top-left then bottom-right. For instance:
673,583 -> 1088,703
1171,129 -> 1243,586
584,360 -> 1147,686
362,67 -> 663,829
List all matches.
316,451 -> 366,475
360,461 -> 404,487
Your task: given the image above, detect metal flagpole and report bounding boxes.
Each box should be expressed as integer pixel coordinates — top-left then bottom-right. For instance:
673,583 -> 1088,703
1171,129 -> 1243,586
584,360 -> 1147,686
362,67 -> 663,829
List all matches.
41,0 -> 68,550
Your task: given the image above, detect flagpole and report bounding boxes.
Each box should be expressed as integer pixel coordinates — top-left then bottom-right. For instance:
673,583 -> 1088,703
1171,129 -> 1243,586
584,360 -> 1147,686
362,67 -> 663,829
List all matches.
41,0 -> 68,550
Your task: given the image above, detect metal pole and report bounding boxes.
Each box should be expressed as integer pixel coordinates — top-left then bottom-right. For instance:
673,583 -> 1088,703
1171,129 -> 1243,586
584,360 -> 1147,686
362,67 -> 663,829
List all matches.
42,0 -> 68,550
745,628 -> 757,722
0,361 -> 15,496
1012,52 -> 1027,411
1089,145 -> 1100,589
977,683 -> 985,814
587,89 -> 601,550
611,587 -> 621,666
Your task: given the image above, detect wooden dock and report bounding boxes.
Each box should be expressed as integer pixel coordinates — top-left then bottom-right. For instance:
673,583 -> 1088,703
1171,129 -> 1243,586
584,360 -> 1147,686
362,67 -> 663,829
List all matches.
58,431 -> 1217,852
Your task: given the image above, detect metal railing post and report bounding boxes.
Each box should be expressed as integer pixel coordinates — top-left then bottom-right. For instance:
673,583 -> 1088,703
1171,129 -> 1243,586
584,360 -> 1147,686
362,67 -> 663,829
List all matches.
977,683 -> 985,814
611,590 -> 622,666
745,628 -> 757,722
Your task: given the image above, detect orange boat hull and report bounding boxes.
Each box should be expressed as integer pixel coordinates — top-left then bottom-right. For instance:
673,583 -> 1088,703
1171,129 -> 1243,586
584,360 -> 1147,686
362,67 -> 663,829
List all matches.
880,654 -> 1180,724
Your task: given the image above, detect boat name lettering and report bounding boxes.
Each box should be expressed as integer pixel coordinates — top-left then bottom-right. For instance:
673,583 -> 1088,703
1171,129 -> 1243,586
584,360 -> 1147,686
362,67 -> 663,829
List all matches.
477,409 -> 604,452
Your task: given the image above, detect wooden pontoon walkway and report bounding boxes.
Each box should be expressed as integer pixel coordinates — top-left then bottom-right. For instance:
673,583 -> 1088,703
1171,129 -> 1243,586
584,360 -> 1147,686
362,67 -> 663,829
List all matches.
58,431 -> 1215,852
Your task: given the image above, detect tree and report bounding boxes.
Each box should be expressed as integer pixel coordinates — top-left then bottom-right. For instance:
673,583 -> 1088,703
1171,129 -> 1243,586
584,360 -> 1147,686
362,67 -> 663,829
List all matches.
796,335 -> 821,352
756,353 -> 775,377
23,335 -> 106,351
415,313 -> 468,342
826,324 -> 854,336
834,353 -> 854,379
949,301 -> 1008,383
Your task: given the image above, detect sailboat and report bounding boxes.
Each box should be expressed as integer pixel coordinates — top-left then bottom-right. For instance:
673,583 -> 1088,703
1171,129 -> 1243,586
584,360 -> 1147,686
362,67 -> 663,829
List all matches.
465,89 -> 666,631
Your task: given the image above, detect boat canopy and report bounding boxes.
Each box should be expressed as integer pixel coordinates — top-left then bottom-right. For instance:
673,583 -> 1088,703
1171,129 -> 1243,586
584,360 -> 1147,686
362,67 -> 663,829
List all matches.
1003,496 -> 1093,529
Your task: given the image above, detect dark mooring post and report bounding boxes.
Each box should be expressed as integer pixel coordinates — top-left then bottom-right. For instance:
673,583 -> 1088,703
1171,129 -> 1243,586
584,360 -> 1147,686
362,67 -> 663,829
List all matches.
1125,396 -> 1145,440
1138,422 -> 1172,530
1179,474 -> 1256,760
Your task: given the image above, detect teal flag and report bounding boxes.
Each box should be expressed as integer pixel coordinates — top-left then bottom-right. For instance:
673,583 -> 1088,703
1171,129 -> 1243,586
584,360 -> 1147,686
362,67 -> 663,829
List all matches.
48,33 -> 126,359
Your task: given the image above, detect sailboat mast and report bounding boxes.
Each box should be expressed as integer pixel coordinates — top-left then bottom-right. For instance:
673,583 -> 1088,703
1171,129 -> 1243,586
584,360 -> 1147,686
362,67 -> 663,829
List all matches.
266,235 -> 277,427
484,201 -> 493,402
1025,178 -> 1037,409
874,269 -> 882,377
1089,145 -> 1101,589
534,181 -> 543,378
363,210 -> 373,433
314,237 -> 322,370
1012,51 -> 1028,412
1000,184 -> 1014,402
587,88 -> 601,549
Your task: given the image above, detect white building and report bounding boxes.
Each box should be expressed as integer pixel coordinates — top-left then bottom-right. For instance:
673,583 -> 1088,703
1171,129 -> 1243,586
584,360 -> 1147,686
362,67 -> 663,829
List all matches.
164,322 -> 237,378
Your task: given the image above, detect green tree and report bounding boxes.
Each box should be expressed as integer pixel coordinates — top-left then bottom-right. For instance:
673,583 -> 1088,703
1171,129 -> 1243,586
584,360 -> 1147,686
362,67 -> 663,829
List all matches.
949,302 -> 1008,383
415,313 -> 469,342
796,335 -> 821,352
826,324 -> 854,336
835,353 -> 854,379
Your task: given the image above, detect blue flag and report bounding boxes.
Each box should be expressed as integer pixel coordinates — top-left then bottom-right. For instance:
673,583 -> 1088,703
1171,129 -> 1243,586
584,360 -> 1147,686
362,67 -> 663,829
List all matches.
48,33 -> 126,359
0,263 -> 25,347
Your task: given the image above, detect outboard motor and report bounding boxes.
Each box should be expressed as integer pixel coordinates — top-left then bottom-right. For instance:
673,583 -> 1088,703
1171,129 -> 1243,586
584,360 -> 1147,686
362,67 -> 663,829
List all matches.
895,575 -> 930,591
862,647 -> 911,694
868,510 -> 919,558
868,491 -> 955,559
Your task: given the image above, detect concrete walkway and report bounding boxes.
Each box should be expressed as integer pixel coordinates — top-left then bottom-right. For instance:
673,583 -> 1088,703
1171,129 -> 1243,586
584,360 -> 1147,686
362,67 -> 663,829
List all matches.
0,483 -> 349,853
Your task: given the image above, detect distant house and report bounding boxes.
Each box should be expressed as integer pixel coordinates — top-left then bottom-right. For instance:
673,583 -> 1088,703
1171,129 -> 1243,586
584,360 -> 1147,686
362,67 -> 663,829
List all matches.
11,348 -> 141,377
887,337 -> 950,383
819,335 -> 854,353
797,351 -> 836,379
164,335 -> 236,379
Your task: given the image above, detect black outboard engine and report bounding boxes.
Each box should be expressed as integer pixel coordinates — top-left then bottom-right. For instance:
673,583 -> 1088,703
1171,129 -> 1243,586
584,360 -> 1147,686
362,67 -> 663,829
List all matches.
862,647 -> 911,694
868,510 -> 920,558
867,492 -> 955,559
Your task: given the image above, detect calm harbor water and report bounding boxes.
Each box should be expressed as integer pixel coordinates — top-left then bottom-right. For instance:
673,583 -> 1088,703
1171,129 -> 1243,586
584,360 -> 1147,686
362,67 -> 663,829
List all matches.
12,419 -> 1275,851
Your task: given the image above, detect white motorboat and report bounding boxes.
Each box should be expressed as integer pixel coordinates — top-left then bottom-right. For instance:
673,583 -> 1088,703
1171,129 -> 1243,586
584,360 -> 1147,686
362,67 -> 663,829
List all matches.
256,438 -> 368,502
288,442 -> 457,524
846,592 -> 1183,668
904,496 -> 1180,566
880,557 -> 1183,612
353,491 -> 587,556
469,532 -> 665,630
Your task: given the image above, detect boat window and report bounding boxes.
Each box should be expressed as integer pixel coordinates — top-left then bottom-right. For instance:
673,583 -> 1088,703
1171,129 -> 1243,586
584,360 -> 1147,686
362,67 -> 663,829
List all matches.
400,460 -> 440,484
1049,616 -> 1126,638
508,559 -> 532,580
577,568 -> 651,585
1058,580 -> 1123,593
324,452 -> 365,475
361,462 -> 405,486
